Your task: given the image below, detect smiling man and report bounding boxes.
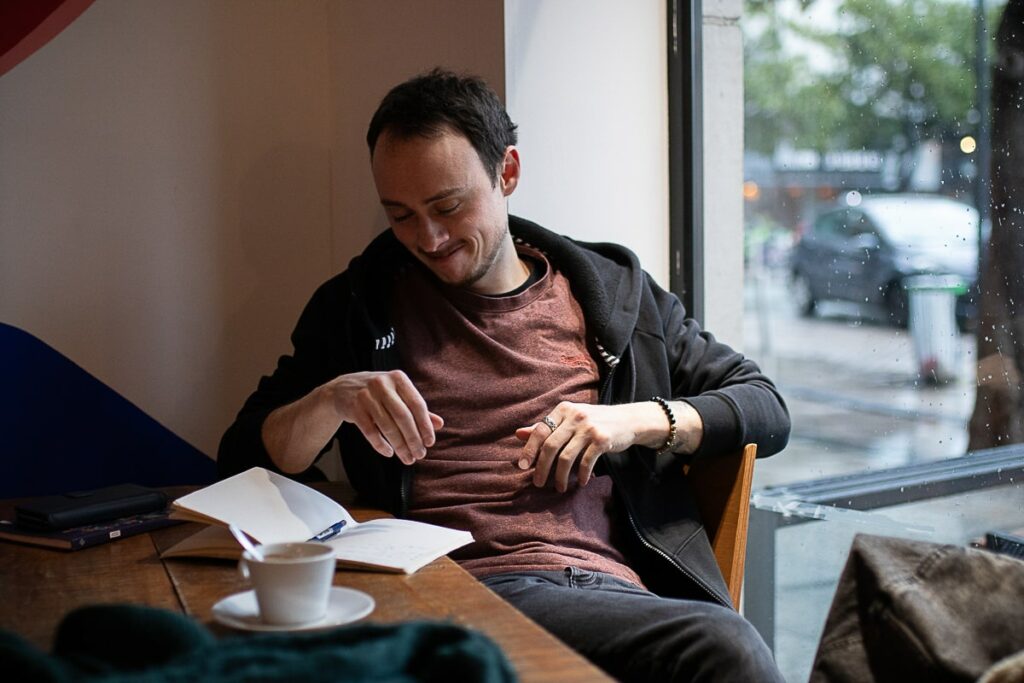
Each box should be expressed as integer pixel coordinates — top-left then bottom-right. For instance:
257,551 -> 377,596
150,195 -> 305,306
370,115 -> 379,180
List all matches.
219,69 -> 790,682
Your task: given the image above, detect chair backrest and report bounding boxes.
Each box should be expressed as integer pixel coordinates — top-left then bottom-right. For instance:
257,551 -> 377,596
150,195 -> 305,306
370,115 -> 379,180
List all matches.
684,443 -> 757,608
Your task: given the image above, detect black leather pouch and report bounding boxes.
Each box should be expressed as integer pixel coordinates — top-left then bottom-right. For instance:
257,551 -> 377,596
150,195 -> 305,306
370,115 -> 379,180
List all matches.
15,484 -> 167,531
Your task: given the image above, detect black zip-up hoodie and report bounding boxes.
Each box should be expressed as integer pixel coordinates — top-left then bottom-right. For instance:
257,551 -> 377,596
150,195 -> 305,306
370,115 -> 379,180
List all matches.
218,215 -> 790,607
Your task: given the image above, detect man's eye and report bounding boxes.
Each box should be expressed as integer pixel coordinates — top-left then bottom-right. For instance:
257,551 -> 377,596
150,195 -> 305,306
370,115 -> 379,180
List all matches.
390,212 -> 413,223
436,202 -> 460,215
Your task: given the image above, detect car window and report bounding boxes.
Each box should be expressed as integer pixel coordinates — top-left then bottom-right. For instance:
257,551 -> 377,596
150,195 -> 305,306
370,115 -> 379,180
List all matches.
867,200 -> 978,250
846,211 -> 874,238
814,211 -> 845,238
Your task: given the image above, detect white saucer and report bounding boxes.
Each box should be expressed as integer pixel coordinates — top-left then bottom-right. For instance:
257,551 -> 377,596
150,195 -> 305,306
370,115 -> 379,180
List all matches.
211,587 -> 375,632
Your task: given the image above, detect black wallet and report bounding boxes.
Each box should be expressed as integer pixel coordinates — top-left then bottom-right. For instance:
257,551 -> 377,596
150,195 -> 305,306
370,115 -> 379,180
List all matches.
15,484 -> 168,531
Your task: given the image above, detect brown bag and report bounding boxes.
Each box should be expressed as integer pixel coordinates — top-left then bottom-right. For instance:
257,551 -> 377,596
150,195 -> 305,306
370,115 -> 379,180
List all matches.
809,534 -> 1024,683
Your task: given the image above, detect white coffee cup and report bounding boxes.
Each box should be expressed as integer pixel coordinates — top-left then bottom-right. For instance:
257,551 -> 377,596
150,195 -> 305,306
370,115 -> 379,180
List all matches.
238,541 -> 336,625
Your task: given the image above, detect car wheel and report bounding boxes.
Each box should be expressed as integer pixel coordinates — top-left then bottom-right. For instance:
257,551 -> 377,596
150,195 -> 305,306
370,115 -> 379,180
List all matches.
885,281 -> 909,328
792,273 -> 817,316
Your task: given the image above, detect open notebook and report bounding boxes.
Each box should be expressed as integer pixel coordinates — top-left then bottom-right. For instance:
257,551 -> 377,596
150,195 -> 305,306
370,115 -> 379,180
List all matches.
162,467 -> 473,574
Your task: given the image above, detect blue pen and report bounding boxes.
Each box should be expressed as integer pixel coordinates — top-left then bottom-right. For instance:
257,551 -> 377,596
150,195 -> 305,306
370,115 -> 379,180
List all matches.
309,519 -> 347,542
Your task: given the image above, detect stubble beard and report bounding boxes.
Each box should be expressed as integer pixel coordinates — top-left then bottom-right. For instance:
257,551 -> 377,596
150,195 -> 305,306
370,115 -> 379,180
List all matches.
439,227 -> 509,291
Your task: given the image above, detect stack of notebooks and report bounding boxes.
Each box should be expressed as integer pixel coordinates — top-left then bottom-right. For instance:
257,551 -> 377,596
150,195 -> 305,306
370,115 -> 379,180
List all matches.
2,469 -> 474,575
0,483 -> 179,551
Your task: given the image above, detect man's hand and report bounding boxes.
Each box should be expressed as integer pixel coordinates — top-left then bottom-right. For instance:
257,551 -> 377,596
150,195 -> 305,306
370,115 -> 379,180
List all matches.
262,370 -> 442,473
515,400 -> 702,492
328,370 -> 443,465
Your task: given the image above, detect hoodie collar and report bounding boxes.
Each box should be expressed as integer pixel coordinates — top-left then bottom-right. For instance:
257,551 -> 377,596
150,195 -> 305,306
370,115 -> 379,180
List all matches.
350,215 -> 644,361
507,215 -> 642,361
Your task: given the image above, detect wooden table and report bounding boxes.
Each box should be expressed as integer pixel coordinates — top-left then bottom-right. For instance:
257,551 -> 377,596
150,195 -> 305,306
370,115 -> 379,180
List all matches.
0,485 -> 609,682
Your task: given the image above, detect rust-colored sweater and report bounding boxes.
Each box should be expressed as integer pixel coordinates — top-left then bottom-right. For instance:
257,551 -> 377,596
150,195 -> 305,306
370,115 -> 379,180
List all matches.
392,247 -> 642,587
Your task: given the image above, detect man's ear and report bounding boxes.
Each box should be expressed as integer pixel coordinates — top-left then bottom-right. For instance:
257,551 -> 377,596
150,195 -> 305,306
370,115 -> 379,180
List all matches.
499,146 -> 520,196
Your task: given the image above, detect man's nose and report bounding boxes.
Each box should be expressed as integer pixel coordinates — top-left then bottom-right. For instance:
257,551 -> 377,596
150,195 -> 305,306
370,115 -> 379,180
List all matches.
418,219 -> 449,252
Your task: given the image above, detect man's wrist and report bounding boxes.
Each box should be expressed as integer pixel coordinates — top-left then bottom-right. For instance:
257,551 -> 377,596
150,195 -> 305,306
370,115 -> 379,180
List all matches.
650,397 -> 678,454
670,400 -> 703,454
638,398 -> 702,455
631,401 -> 675,450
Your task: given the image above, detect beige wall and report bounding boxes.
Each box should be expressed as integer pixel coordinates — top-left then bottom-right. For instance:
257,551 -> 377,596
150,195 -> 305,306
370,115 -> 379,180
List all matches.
328,1 -> 505,269
0,0 -> 505,458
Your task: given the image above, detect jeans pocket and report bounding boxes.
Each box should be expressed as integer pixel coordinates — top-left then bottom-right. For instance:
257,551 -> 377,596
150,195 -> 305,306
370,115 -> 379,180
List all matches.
567,567 -> 599,588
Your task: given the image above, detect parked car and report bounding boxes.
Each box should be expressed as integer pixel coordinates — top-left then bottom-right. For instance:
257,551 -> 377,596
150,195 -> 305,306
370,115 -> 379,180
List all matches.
789,194 -> 980,329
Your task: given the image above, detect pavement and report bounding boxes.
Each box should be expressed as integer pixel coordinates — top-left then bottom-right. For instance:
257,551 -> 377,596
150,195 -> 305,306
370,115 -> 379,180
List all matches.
741,267 -> 1024,683
744,267 -> 975,488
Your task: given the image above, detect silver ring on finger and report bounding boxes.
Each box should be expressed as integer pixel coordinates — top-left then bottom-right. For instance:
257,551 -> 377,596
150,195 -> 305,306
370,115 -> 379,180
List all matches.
542,416 -> 559,432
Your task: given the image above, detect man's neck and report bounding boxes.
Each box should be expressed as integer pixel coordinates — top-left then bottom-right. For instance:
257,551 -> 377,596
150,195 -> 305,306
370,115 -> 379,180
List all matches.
486,254 -> 543,298
468,236 -> 531,295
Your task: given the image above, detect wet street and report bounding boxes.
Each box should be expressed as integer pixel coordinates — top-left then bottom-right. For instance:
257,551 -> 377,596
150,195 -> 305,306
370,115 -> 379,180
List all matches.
742,267 -> 976,489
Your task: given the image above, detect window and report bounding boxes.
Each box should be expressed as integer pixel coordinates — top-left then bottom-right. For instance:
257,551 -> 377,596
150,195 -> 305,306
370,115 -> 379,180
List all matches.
741,1 -> 1022,680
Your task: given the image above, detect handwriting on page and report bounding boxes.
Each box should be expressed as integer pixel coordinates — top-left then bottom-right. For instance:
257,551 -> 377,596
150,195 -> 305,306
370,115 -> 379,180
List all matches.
326,518 -> 472,570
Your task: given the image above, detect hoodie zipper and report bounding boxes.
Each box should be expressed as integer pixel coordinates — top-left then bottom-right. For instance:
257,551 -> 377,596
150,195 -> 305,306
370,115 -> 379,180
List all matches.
620,488 -> 729,607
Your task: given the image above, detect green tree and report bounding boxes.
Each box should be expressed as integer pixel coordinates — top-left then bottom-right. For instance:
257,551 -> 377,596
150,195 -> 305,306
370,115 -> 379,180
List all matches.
745,0 -> 1004,153
744,7 -> 849,153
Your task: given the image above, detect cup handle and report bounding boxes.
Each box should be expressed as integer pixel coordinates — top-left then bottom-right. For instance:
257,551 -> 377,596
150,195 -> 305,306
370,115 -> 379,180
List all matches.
238,558 -> 250,581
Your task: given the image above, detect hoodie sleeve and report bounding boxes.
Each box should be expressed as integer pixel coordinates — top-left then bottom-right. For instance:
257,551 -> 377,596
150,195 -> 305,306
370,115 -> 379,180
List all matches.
656,282 -> 791,459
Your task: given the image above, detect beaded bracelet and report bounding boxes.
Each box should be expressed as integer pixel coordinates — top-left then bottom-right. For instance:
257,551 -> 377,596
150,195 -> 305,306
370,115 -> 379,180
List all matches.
650,396 -> 678,455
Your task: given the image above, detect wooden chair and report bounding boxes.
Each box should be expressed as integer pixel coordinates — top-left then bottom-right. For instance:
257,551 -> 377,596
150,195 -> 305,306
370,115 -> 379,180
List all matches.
684,443 -> 757,608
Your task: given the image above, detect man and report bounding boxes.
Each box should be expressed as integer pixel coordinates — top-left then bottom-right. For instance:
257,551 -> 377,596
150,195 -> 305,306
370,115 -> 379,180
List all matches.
219,69 -> 790,682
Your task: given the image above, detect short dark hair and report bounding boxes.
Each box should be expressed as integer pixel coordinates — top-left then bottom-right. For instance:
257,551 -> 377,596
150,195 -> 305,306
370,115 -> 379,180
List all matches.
366,68 -> 518,186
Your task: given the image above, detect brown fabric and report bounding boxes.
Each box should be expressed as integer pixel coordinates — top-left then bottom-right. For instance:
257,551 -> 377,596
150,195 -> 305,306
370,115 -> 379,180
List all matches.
980,651 -> 1024,683
809,534 -> 1024,683
392,246 -> 642,587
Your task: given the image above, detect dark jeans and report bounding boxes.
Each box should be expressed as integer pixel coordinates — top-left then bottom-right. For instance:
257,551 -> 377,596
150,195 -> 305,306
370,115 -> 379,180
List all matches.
482,567 -> 783,683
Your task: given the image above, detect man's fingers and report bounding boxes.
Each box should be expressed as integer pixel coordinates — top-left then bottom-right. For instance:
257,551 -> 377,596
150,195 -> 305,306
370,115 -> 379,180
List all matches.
351,410 -> 394,458
533,424 -> 571,487
577,443 -> 605,487
514,427 -> 535,469
518,423 -> 551,471
361,409 -> 443,464
380,391 -> 428,461
553,435 -> 587,492
393,374 -> 437,448
515,426 -> 534,442
366,398 -> 417,464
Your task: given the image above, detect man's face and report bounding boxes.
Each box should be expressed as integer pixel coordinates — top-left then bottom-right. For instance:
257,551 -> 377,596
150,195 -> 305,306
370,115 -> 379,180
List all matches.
371,127 -> 521,294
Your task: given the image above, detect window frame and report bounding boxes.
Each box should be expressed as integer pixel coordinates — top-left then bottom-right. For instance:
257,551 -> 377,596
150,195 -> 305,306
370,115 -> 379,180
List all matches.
667,0 -> 704,322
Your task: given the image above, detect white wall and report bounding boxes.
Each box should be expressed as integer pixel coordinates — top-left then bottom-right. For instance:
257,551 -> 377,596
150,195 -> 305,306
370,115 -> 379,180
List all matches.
703,0 -> 746,345
504,0 -> 669,286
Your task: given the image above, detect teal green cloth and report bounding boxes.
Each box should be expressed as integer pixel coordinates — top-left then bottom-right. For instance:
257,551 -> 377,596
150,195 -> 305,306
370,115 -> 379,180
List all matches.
1,605 -> 516,682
